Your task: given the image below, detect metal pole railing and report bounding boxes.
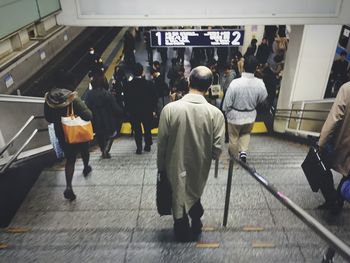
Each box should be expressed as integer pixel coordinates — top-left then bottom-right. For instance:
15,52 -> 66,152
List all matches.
0,129 -> 38,174
214,158 -> 219,178
223,158 -> 234,227
276,109 -> 330,113
223,157 -> 350,262
274,115 -> 326,122
0,115 -> 35,157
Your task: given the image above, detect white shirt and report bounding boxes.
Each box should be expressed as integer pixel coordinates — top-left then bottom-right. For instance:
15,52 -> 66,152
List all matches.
222,72 -> 267,125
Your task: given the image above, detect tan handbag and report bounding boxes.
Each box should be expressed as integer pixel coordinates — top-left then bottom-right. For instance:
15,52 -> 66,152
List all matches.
61,103 -> 93,144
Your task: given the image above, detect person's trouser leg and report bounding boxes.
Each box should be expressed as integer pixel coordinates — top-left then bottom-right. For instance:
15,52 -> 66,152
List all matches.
173,208 -> 190,242
80,142 -> 90,168
64,147 -> 77,200
96,133 -> 106,154
319,169 -> 337,204
65,154 -> 76,189
142,113 -> 153,147
80,142 -> 92,176
131,117 -> 142,151
224,115 -> 229,143
188,199 -> 204,239
227,123 -> 240,157
104,136 -> 114,154
237,123 -> 254,153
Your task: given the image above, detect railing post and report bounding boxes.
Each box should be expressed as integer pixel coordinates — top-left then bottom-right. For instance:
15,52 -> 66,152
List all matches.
322,247 -> 335,263
223,158 -> 234,227
214,158 -> 219,178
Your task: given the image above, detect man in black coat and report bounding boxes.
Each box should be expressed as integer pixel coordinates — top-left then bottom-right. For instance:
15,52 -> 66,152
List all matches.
125,63 -> 158,154
256,37 -> 270,65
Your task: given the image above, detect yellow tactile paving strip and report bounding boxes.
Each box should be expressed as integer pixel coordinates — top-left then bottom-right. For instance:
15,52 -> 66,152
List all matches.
104,48 -> 124,81
119,121 -> 267,135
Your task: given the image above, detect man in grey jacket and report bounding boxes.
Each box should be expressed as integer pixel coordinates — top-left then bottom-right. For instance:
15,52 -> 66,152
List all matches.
157,66 -> 225,242
222,56 -> 267,162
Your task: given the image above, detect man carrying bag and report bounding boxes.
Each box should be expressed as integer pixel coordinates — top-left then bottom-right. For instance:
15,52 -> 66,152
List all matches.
311,81 -> 350,214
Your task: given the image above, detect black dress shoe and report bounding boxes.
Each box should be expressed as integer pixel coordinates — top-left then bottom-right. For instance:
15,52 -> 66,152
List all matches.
330,198 -> 344,215
83,165 -> 92,177
317,201 -> 333,210
191,219 -> 203,241
63,189 -> 76,201
144,145 -> 151,152
102,152 -> 111,159
136,149 -> 142,155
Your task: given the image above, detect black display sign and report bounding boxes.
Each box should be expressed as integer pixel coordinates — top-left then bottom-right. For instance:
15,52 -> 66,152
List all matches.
150,29 -> 244,47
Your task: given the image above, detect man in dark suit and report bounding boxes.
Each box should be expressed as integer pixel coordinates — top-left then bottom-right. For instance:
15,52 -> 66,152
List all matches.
125,63 -> 157,154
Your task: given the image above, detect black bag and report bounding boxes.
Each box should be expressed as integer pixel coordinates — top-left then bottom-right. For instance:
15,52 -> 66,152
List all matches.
156,171 -> 172,216
151,114 -> 159,129
301,147 -> 328,192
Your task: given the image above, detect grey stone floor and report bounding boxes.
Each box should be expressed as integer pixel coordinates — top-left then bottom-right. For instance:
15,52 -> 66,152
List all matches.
0,135 -> 349,262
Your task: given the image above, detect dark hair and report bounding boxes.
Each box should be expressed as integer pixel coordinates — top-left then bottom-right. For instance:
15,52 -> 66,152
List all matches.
114,65 -> 126,79
91,70 -> 108,90
278,25 -> 286,37
244,56 -> 259,73
54,70 -> 76,91
224,63 -> 232,71
189,66 -> 213,92
234,51 -> 243,59
153,60 -> 160,68
132,63 -> 144,76
340,51 -> 347,57
251,38 -> 258,45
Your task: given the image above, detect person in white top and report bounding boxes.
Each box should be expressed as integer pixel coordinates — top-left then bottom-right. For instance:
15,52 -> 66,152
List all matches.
222,56 -> 267,162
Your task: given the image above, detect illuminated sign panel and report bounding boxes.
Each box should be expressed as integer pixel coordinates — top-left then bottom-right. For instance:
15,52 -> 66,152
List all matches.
150,29 -> 244,47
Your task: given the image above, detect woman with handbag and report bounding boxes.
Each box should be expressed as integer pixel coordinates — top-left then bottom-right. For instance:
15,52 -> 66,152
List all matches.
85,70 -> 123,158
44,71 -> 93,201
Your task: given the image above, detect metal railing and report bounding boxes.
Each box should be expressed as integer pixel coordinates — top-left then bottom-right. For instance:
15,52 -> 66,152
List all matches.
223,157 -> 350,262
274,108 -> 329,122
0,116 -> 35,157
0,116 -> 45,174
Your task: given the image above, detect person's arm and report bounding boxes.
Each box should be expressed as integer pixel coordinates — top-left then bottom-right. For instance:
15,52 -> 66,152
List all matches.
107,91 -> 123,118
222,85 -> 233,113
319,85 -> 347,150
257,81 -> 268,105
212,111 -> 225,160
157,106 -> 170,172
74,97 -> 92,121
44,102 -> 59,123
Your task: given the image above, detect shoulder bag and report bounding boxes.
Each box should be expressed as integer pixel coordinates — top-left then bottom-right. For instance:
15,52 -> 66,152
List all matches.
301,147 -> 328,192
61,103 -> 94,144
156,171 -> 172,216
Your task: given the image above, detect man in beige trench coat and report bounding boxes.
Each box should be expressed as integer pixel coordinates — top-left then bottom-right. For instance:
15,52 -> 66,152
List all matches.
318,81 -> 350,213
157,66 -> 225,242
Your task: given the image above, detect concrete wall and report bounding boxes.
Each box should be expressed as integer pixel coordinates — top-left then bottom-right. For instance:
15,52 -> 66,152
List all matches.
274,25 -> 342,133
0,39 -> 12,58
292,25 -> 341,101
0,27 -> 85,94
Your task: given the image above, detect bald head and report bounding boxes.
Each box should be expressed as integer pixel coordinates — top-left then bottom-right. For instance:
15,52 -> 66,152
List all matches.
189,66 -> 213,92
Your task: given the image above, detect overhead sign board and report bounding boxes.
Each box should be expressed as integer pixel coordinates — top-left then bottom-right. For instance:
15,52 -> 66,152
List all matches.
150,29 -> 244,47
